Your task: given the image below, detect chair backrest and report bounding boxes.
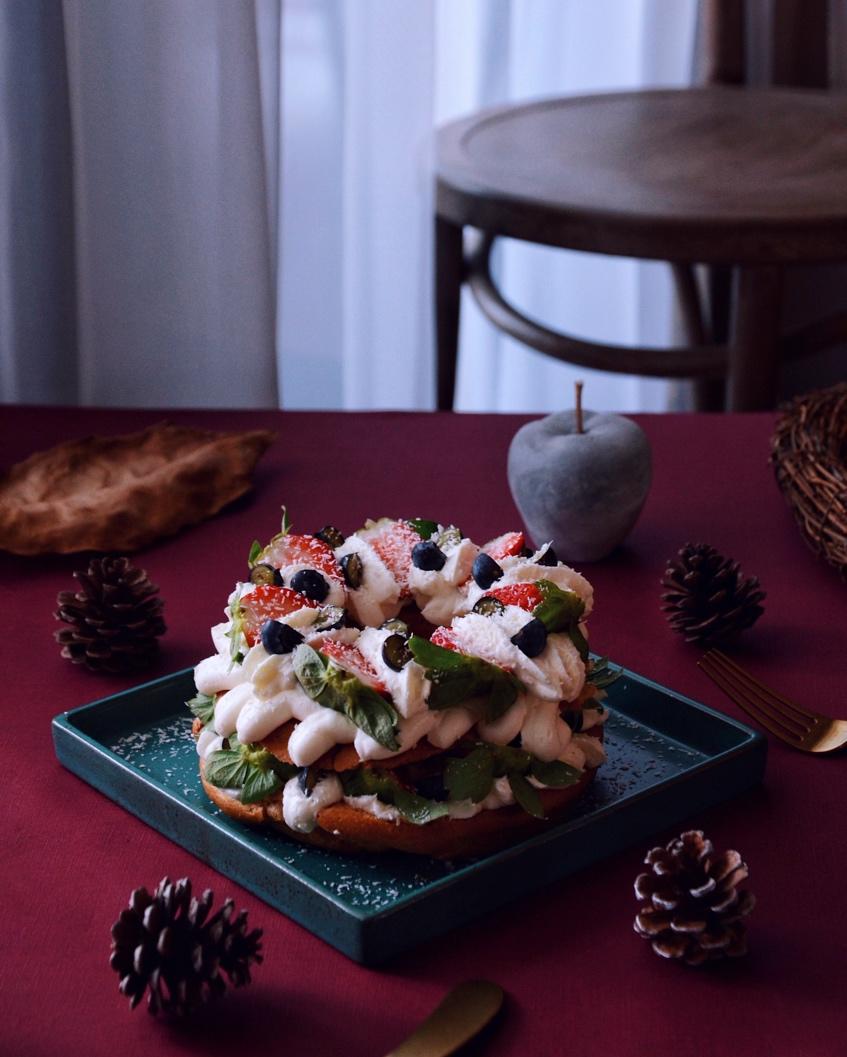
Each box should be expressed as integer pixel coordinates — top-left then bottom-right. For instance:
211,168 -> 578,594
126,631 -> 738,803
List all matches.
696,0 -> 830,88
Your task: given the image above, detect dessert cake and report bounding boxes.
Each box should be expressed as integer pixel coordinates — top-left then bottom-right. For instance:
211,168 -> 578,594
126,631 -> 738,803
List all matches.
188,514 -> 613,859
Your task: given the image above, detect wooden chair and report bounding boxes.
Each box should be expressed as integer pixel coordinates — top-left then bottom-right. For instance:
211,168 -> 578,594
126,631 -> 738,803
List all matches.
434,0 -> 847,411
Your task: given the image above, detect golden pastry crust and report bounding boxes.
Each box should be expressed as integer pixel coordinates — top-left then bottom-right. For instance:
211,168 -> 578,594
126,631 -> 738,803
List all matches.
199,730 -> 602,860
199,762 -> 361,854
312,766 -> 597,859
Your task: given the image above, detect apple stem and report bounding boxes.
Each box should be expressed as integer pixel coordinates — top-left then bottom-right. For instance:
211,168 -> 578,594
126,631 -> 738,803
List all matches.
575,380 -> 584,434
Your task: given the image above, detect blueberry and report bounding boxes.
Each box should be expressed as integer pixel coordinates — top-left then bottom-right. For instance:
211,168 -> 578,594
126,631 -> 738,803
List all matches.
298,766 -> 317,795
249,562 -> 283,586
340,552 -> 363,589
290,568 -> 330,602
311,605 -> 347,631
562,709 -> 584,732
472,595 -> 505,617
472,552 -> 503,590
261,620 -> 304,655
536,546 -> 558,567
314,525 -> 345,549
412,540 -> 447,571
510,618 -> 548,658
382,633 -> 413,671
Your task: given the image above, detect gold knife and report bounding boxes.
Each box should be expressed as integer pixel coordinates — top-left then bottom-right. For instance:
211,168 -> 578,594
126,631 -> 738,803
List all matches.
384,980 -> 504,1057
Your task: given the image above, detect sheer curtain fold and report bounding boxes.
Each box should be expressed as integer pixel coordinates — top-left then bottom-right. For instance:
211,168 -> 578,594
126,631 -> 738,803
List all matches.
280,0 -> 697,414
1,0 -> 280,409
339,2 -> 436,409
0,0 -> 77,404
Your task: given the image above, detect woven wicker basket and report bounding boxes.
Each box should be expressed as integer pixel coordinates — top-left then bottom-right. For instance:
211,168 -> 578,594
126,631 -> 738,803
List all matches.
771,382 -> 847,577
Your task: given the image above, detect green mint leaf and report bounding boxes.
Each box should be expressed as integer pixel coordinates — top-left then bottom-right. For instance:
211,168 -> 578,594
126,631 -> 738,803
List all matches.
531,581 -> 589,661
206,741 -> 296,804
444,747 -> 495,803
247,539 -> 262,568
270,757 -> 299,782
262,505 -> 293,555
508,772 -> 546,819
426,665 -> 481,710
392,786 -> 450,825
226,587 -> 246,666
408,635 -> 468,670
533,580 -> 585,633
186,692 -> 215,727
568,623 -> 590,662
344,683 -> 400,751
485,676 -> 522,722
205,749 -> 252,789
292,645 -> 399,750
323,664 -> 400,751
240,765 -> 282,805
292,644 -> 329,699
225,629 -> 244,666
530,758 -> 583,787
407,518 -> 439,540
342,768 -> 449,825
490,744 -> 532,777
586,657 -> 622,689
409,635 -> 522,722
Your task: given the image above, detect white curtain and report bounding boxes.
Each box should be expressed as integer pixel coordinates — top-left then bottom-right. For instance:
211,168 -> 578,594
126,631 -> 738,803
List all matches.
1,0 -> 699,412
281,0 -> 698,413
2,0 -> 279,408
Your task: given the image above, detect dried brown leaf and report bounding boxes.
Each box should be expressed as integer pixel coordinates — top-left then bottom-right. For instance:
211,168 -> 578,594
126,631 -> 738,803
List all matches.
0,422 -> 275,554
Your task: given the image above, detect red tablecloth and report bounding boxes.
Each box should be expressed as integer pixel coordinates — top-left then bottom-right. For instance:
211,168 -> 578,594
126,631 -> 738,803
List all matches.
2,406 -> 845,1057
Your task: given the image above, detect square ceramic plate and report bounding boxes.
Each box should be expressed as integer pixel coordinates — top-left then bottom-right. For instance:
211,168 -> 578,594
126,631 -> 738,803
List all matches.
52,664 -> 766,965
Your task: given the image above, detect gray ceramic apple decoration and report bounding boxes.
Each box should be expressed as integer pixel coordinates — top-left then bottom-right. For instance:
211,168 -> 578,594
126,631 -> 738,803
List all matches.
507,383 -> 652,562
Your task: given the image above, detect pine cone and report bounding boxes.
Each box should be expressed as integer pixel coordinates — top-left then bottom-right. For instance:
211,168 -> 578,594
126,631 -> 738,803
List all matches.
54,556 -> 166,673
660,542 -> 765,644
110,877 -> 263,1016
634,830 -> 755,966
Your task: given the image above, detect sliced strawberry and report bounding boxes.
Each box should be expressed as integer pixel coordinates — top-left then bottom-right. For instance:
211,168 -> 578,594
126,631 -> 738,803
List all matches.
429,626 -> 461,652
430,626 -> 516,676
486,582 -> 544,612
238,585 -> 318,646
319,640 -> 388,694
262,533 -> 343,582
365,519 -> 420,594
483,531 -> 525,560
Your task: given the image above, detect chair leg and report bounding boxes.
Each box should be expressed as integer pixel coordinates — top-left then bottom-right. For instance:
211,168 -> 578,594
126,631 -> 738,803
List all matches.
693,376 -> 726,412
671,263 -> 724,411
695,264 -> 734,410
727,265 -> 783,411
435,215 -> 463,411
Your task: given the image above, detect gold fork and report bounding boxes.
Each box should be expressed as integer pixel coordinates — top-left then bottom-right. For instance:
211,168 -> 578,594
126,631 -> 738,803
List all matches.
698,649 -> 847,754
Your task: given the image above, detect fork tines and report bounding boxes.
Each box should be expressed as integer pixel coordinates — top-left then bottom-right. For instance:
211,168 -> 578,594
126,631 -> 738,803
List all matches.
697,649 -> 816,746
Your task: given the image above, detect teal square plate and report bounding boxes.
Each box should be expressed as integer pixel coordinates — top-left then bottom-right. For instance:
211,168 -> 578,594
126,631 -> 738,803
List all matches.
52,664 -> 766,965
